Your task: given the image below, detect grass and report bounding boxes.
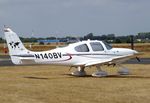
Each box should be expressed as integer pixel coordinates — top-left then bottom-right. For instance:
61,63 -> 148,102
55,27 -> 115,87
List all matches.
0,64 -> 150,103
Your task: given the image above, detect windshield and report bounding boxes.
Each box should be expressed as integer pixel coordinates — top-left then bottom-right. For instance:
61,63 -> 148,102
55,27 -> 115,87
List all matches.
90,42 -> 104,51
102,41 -> 112,50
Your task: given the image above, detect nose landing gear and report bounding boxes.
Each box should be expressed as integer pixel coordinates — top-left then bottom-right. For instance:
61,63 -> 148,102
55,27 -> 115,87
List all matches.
117,65 -> 130,75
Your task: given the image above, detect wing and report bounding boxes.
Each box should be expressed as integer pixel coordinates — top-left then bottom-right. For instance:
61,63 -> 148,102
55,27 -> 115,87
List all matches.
76,53 -> 142,67
74,58 -> 112,67
84,58 -> 112,67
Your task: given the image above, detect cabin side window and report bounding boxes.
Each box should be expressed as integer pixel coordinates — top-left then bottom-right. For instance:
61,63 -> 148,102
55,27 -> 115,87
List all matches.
75,44 -> 89,52
90,42 -> 104,51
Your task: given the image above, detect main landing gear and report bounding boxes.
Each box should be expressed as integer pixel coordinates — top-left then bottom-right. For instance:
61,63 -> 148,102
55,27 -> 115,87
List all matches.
92,66 -> 108,77
71,66 -> 86,77
71,64 -> 130,77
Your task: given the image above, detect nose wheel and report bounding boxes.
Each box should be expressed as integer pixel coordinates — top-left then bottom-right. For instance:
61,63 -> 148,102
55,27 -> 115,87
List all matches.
117,65 -> 130,75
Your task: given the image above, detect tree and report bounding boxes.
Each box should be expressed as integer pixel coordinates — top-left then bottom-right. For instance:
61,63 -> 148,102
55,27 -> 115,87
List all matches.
84,33 -> 94,40
115,38 -> 122,43
0,38 -> 5,43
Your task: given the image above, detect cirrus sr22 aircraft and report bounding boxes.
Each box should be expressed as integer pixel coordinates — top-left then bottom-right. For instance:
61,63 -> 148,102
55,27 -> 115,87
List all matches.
4,27 -> 140,77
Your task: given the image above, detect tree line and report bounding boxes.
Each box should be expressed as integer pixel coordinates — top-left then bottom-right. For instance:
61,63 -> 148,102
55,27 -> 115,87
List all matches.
0,32 -> 150,43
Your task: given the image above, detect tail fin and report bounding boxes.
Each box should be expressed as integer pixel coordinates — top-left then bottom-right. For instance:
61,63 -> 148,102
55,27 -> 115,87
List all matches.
4,27 -> 29,64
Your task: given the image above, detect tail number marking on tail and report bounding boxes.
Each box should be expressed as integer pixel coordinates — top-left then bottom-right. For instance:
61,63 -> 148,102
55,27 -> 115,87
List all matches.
35,52 -> 62,59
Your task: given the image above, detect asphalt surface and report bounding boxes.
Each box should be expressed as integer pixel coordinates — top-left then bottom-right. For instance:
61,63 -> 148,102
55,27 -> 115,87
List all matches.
125,58 -> 150,64
0,56 -> 150,66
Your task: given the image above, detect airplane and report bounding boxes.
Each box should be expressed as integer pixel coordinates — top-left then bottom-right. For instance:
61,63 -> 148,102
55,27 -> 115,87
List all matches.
4,27 -> 141,77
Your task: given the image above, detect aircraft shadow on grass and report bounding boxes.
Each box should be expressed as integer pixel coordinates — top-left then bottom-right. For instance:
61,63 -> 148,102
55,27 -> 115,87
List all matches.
23,75 -> 74,80
60,74 -> 150,79
23,76 -> 49,80
105,75 -> 150,79
23,75 -> 150,80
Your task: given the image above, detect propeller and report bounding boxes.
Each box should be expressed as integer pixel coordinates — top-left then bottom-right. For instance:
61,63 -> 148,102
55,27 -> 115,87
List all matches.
69,66 -> 73,71
136,57 -> 141,62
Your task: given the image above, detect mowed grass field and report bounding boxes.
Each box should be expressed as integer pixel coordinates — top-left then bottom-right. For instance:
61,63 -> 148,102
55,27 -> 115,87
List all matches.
0,43 -> 150,103
0,64 -> 150,103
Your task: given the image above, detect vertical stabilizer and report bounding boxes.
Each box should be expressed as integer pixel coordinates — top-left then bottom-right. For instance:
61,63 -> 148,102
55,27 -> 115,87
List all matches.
4,27 -> 28,64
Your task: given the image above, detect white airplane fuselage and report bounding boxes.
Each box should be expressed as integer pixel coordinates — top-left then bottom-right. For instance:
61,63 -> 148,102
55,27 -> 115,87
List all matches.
14,40 -> 137,66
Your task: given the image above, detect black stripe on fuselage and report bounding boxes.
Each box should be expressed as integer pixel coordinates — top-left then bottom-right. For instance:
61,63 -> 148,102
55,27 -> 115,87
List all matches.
12,55 -> 35,57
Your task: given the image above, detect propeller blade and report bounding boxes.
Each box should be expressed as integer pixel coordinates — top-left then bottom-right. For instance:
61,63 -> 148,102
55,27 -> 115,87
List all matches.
69,67 -> 73,71
136,57 -> 141,62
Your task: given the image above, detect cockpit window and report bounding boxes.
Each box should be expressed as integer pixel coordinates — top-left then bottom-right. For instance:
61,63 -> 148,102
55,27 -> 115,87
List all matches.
90,42 -> 104,51
75,44 -> 89,52
102,41 -> 112,50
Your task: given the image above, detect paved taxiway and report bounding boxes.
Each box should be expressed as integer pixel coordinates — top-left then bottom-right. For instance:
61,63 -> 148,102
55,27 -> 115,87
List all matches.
0,56 -> 150,66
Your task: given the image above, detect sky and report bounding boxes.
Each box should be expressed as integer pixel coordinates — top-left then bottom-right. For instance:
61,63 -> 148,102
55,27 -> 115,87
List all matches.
0,0 -> 150,37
